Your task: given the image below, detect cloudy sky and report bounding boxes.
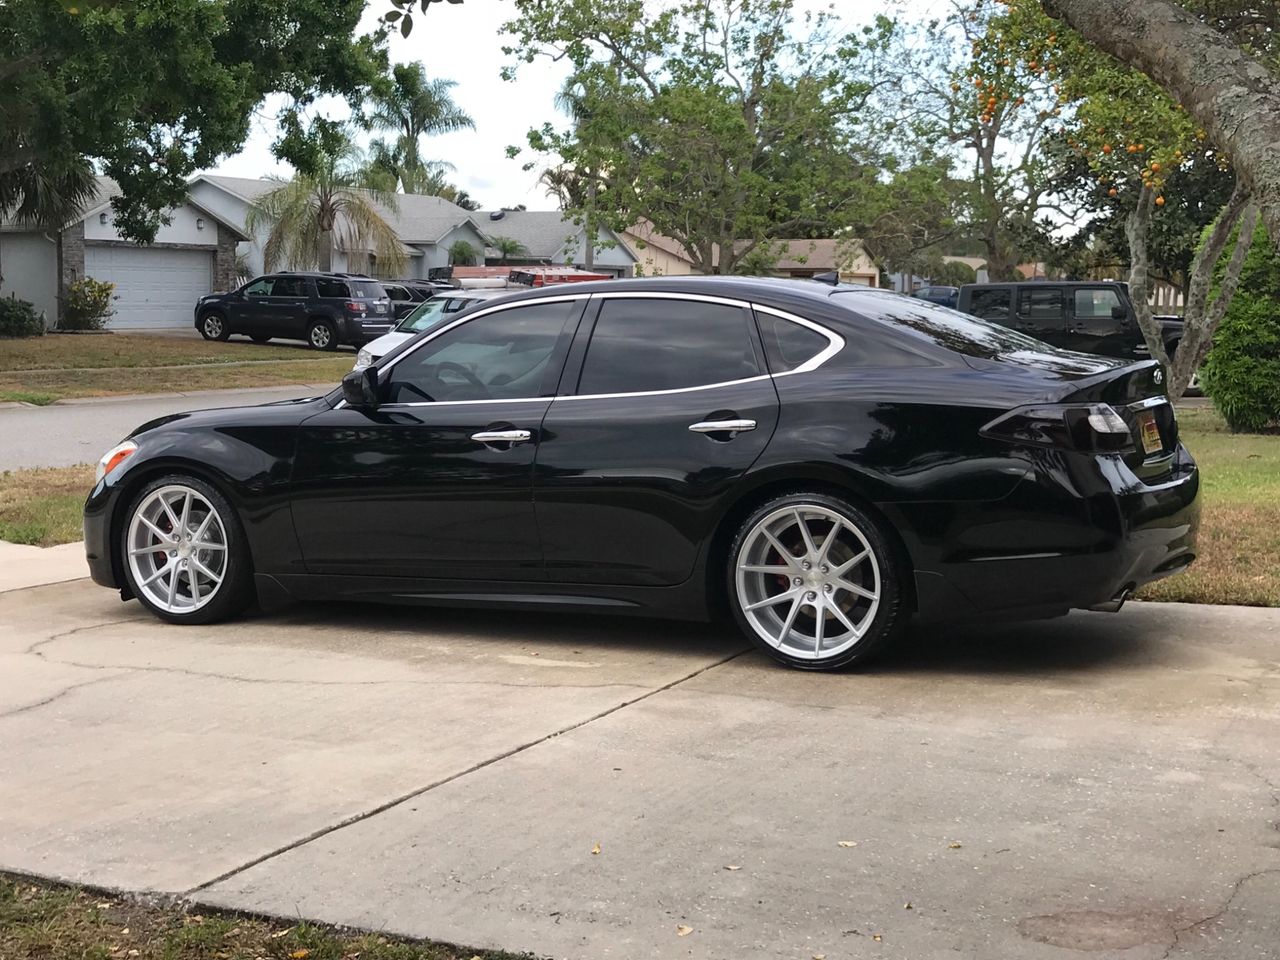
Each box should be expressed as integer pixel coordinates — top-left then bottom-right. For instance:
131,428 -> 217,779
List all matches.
208,0 -> 944,210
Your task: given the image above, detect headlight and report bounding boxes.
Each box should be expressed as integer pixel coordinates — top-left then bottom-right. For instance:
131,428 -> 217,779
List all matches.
94,440 -> 137,483
355,348 -> 374,369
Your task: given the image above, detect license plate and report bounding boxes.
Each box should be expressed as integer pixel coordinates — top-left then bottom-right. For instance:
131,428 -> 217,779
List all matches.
1139,411 -> 1163,455
373,303 -> 386,313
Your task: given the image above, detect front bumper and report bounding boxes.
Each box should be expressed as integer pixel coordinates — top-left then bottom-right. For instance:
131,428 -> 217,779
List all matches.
903,443 -> 1200,621
83,477 -> 125,590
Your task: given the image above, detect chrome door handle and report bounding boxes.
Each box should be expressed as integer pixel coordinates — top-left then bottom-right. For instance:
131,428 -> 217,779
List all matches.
471,429 -> 533,444
688,419 -> 756,435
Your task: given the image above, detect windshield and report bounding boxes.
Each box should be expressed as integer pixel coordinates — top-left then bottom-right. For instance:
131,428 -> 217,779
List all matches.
349,280 -> 386,299
395,295 -> 491,333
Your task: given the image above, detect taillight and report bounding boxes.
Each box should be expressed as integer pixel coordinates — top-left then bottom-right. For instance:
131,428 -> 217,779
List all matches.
345,301 -> 364,313
981,403 -> 1135,453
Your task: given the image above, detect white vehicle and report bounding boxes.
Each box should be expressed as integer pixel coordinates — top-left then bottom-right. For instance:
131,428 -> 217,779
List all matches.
353,289 -> 514,369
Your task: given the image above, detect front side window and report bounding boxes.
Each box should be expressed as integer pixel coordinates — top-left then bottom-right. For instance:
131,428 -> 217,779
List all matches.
1074,287 -> 1123,319
315,278 -> 349,299
577,298 -> 761,395
383,300 -> 580,403
758,315 -> 831,373
242,278 -> 271,297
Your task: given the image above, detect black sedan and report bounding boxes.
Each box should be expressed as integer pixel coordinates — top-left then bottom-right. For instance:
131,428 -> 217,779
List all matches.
84,278 -> 1199,670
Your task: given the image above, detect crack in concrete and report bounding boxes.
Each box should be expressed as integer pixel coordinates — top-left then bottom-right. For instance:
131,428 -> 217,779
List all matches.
182,645 -> 750,898
1160,868 -> 1280,959
0,674 -> 127,720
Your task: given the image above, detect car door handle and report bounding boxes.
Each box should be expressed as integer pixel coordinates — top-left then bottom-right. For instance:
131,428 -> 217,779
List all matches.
471,429 -> 533,445
689,419 -> 756,435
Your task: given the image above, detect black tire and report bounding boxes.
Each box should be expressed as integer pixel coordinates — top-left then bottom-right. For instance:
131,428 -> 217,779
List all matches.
198,312 -> 229,342
250,334 -> 271,344
306,319 -> 337,351
119,473 -> 255,625
726,491 -> 906,670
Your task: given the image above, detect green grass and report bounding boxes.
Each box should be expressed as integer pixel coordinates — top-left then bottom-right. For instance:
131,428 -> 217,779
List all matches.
0,390 -> 57,405
0,333 -> 352,400
0,465 -> 94,546
0,874 -> 531,960
1138,405 -> 1280,606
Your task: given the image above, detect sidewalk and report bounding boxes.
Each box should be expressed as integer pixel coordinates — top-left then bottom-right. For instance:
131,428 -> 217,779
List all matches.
0,541 -> 87,592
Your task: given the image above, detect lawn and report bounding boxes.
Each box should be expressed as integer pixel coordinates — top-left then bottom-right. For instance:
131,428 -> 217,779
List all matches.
1,406 -> 1276,607
0,333 -> 354,400
1137,405 -> 1280,607
0,874 -> 528,960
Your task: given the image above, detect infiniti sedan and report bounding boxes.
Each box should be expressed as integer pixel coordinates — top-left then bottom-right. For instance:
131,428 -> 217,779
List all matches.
85,278 -> 1199,670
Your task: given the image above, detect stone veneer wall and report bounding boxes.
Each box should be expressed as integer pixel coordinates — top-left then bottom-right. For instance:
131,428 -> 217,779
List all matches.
214,223 -> 239,292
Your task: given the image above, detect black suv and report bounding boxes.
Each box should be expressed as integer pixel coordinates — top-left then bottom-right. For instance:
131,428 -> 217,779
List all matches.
956,281 -> 1184,362
195,273 -> 394,350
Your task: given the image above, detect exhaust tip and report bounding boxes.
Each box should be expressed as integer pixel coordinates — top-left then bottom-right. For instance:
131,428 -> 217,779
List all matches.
1088,585 -> 1134,613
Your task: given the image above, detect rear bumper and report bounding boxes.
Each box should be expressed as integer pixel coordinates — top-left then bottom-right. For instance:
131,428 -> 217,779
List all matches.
342,317 -> 395,345
899,443 -> 1200,622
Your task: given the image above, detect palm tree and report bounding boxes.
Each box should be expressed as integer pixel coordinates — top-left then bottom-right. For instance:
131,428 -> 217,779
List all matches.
246,132 -> 406,275
490,236 -> 528,265
369,64 -> 474,193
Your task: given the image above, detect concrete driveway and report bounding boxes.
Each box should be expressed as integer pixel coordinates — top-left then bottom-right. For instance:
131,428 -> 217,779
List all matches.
1,574 -> 1277,960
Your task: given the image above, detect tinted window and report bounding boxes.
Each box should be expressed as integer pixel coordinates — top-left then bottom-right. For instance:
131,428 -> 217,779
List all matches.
242,279 -> 271,297
835,289 -> 1058,359
349,280 -> 386,299
759,315 -> 831,373
1019,288 -> 1064,321
384,301 -> 578,403
272,277 -> 307,297
968,288 -> 1011,321
1074,287 -> 1122,319
315,278 -> 348,299
578,299 -> 761,395
383,284 -> 410,301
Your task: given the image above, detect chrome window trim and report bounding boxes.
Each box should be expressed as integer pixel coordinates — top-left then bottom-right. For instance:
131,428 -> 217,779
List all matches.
334,290 -> 846,409
752,304 -> 846,375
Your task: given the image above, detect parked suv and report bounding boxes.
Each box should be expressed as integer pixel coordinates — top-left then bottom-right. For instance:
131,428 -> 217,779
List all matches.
913,285 -> 959,308
195,272 -> 394,350
380,279 -> 458,321
956,281 -> 1184,362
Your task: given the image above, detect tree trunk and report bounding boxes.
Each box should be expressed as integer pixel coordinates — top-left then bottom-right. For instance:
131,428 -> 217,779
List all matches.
1041,0 -> 1280,241
583,176 -> 596,270
55,231 -> 65,329
318,230 -> 333,272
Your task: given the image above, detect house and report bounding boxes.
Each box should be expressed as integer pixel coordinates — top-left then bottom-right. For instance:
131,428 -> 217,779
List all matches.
0,177 -> 246,328
478,209 -> 636,277
763,238 -> 879,285
620,220 -> 698,276
189,175 -> 492,282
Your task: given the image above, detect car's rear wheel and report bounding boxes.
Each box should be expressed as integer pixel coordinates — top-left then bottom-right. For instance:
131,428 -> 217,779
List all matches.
728,493 -> 904,670
250,334 -> 271,344
307,319 -> 337,351
198,312 -> 228,342
120,475 -> 254,624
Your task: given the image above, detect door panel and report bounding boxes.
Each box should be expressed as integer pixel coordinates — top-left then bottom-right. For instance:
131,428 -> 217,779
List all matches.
291,401 -> 550,579
533,295 -> 779,587
1014,286 -> 1068,347
227,278 -> 275,334
1067,286 -> 1137,358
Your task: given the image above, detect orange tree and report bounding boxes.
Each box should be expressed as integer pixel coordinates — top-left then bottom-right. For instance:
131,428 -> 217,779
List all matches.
976,0 -> 1260,398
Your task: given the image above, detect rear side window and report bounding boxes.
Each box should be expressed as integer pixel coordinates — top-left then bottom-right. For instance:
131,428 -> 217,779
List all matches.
578,298 -> 761,395
968,288 -> 1011,321
758,315 -> 831,373
383,284 -> 410,301
1074,288 -> 1123,318
349,280 -> 386,299
272,277 -> 307,297
1018,288 -> 1064,321
315,278 -> 348,298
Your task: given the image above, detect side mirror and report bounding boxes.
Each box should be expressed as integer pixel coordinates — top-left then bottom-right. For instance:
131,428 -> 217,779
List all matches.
341,366 -> 379,407
1112,305 -> 1128,321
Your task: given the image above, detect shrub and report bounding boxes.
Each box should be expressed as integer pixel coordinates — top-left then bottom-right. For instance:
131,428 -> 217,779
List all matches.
1201,221 -> 1280,433
59,277 -> 116,331
447,240 -> 477,266
0,295 -> 44,338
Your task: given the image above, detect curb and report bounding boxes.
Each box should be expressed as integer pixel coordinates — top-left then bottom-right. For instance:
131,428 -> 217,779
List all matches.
5,385 -> 336,408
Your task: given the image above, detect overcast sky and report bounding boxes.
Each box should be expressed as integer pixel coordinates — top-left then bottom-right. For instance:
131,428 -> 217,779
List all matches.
207,0 -> 944,210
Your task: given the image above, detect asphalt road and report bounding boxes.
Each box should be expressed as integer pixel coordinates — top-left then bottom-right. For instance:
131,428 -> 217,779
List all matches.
0,385 -> 333,470
2,576 -> 1277,960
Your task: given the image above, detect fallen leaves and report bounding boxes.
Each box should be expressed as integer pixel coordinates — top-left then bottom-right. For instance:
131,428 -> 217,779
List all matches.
289,951 -> 310,959
948,841 -> 963,849
873,932 -> 883,941
590,841 -> 601,855
724,864 -> 741,871
837,840 -> 858,848
676,924 -> 694,937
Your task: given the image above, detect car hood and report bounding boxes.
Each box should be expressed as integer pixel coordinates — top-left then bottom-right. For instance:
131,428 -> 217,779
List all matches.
128,395 -> 331,440
359,331 -> 414,363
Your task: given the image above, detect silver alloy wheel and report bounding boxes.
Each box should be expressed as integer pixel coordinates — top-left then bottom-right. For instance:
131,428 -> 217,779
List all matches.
309,323 -> 332,348
735,504 -> 881,660
202,315 -> 223,338
126,484 -> 228,615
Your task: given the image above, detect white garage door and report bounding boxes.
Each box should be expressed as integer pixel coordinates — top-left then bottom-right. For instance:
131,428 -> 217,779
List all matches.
84,246 -> 213,328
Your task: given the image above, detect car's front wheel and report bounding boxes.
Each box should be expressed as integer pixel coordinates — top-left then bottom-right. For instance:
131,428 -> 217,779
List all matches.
198,312 -> 228,341
120,475 -> 254,624
307,319 -> 337,351
727,492 -> 905,670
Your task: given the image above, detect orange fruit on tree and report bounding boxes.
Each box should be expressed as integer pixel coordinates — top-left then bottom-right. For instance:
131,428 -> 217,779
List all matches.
1155,196 -> 1166,206
1102,143 -> 1113,154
